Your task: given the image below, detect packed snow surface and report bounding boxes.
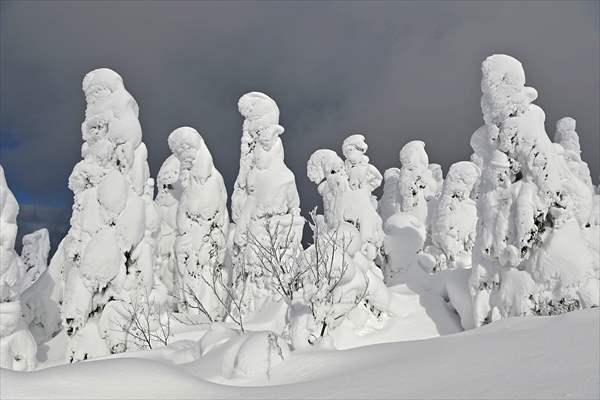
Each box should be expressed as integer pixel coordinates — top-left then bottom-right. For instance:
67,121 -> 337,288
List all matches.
2,309 -> 598,399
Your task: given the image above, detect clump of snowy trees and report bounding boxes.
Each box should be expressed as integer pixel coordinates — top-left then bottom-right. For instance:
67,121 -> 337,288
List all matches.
1,53 -> 598,371
0,165 -> 47,371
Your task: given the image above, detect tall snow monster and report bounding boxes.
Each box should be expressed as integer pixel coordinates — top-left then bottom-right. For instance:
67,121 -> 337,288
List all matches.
168,127 -> 229,321
306,145 -> 390,336
469,54 -> 598,327
0,165 -> 38,371
55,68 -> 165,361
230,92 -> 304,317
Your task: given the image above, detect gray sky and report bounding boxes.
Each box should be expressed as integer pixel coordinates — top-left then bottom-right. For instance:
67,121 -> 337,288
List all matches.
1,1 -> 598,249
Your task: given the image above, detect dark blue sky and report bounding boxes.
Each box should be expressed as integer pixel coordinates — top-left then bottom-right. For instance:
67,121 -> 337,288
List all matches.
1,1 -> 598,250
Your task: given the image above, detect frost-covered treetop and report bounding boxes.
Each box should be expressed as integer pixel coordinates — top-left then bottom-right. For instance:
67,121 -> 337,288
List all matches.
238,91 -> 284,135
155,155 -> 181,205
167,127 -> 204,169
75,67 -> 144,193
307,149 -> 345,188
480,54 -> 538,127
554,117 -> 581,154
342,134 -> 369,165
429,163 -> 443,183
0,164 -> 26,303
82,68 -> 139,119
443,161 -> 480,198
399,140 -> 429,171
167,127 -> 214,185
0,165 -> 18,228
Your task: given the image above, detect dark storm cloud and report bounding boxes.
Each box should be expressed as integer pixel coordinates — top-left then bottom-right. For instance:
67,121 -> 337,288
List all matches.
1,1 -> 598,249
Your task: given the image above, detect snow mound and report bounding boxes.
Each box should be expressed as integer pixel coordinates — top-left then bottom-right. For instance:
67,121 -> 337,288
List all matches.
3,310 -> 598,399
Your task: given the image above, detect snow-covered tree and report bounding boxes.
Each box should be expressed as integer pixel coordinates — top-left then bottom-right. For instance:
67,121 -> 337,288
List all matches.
53,68 -> 166,361
307,149 -> 385,263
431,161 -> 480,269
341,134 -> 382,208
425,163 -> 444,233
554,117 -> 594,192
306,149 -> 390,333
154,155 -> 182,302
378,168 -> 402,226
230,92 -> 304,317
0,165 -> 38,371
19,229 -> 50,284
469,54 -> 598,327
396,141 -> 437,226
378,141 -> 438,279
168,127 -> 229,321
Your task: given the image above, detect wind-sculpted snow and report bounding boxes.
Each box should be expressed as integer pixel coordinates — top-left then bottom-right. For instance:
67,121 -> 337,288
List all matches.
397,141 -> 436,226
342,134 -> 382,206
20,229 -> 50,286
230,92 -> 304,317
554,117 -> 594,190
378,168 -> 402,226
469,54 -> 599,327
168,126 -> 229,320
0,165 -> 38,370
46,68 -> 167,362
308,147 -> 384,262
431,161 -> 480,269
306,145 -> 390,336
155,155 -> 182,296
379,140 -> 440,280
2,310 -> 598,399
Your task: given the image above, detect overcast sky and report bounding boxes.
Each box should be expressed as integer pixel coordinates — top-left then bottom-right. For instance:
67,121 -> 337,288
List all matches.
1,1 -> 598,248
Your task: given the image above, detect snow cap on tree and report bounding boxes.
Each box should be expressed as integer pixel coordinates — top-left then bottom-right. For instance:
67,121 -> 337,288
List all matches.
307,149 -> 345,186
168,127 -> 215,185
82,68 -> 124,96
554,117 -> 580,154
168,127 -> 204,168
156,155 -> 181,191
238,92 -> 284,135
480,54 -> 538,126
399,140 -> 429,171
342,134 -> 368,159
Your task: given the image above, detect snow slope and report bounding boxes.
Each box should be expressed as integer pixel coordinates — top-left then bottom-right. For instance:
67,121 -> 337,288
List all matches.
3,309 -> 598,399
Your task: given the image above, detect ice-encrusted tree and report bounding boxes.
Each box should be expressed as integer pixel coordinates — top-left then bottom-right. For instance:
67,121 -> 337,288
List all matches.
308,149 -> 385,263
342,134 -> 383,208
431,161 -> 480,269
469,55 -> 598,327
0,165 -> 38,371
426,163 -> 444,232
230,92 -> 304,316
396,140 -> 437,227
554,117 -> 593,191
306,149 -> 390,327
20,229 -> 50,286
168,127 -> 229,321
378,168 -> 402,226
154,155 -> 182,301
18,228 -> 59,343
378,141 -> 438,279
53,68 -> 166,361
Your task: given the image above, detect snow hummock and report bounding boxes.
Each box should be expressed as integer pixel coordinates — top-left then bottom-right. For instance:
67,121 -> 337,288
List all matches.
2,309 -> 598,399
